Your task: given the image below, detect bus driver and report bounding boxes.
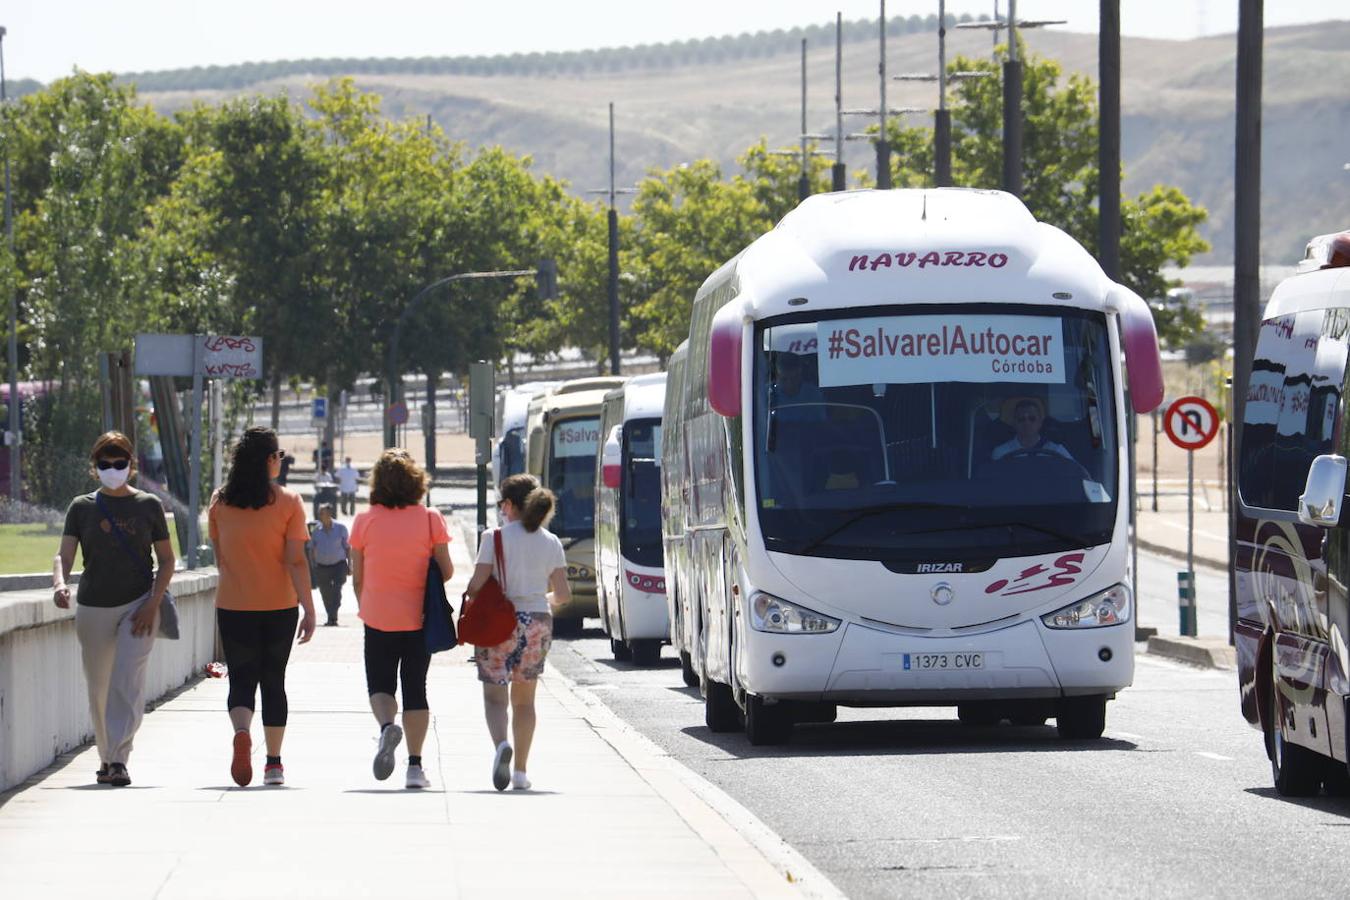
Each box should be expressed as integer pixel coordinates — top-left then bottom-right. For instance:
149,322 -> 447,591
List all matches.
991,399 -> 1074,462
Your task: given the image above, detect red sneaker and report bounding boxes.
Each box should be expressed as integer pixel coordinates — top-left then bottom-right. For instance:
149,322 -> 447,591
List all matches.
231,730 -> 253,787
263,763 -> 284,786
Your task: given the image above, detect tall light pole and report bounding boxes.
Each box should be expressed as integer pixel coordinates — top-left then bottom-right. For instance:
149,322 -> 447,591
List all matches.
876,0 -> 891,189
895,2 -> 992,187
833,11 -> 847,191
587,104 -> 637,376
773,40 -> 834,202
1,25 -> 17,501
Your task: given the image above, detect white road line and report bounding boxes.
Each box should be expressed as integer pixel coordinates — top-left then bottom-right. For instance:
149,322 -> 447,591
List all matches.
1195,751 -> 1234,761
1111,731 -> 1144,740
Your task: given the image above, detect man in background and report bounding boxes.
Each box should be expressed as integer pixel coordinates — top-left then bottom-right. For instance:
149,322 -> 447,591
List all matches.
336,457 -> 360,515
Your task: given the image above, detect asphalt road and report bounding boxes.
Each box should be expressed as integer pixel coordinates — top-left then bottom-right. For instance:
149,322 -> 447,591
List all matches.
545,550 -> 1350,899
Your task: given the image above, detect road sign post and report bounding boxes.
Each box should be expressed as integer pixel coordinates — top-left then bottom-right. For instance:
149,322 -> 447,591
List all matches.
135,334 -> 262,569
1164,395 -> 1219,638
469,362 -> 495,544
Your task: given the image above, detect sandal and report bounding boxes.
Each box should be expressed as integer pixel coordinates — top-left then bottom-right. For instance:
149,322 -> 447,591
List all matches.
95,765 -> 112,785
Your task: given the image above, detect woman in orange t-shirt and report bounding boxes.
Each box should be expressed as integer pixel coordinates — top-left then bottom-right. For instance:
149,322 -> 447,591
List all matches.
350,450 -> 452,790
208,427 -> 316,788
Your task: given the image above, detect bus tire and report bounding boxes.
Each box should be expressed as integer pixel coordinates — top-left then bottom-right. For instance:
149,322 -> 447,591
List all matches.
1269,675 -> 1322,796
630,640 -> 661,667
553,617 -> 583,638
1323,763 -> 1350,797
679,651 -> 700,688
745,695 -> 793,746
705,680 -> 740,733
611,638 -> 633,662
957,703 -> 1002,726
1056,695 -> 1107,740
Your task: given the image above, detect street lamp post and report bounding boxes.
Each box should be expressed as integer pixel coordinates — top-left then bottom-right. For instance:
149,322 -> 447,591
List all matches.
587,104 -> 638,377
384,265 -> 554,449
772,40 -> 834,203
1,26 -> 18,502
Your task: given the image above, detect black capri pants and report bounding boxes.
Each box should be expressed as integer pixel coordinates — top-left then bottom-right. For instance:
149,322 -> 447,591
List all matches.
364,625 -> 431,711
217,607 -> 299,727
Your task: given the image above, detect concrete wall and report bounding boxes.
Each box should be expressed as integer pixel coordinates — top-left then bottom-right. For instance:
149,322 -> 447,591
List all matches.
0,571 -> 218,792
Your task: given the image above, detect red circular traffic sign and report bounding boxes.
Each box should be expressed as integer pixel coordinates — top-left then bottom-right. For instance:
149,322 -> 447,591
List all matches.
386,401 -> 409,426
1163,396 -> 1219,451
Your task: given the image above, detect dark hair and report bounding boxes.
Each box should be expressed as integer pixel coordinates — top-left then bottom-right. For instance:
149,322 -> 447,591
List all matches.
90,431 -> 133,462
220,426 -> 278,510
369,449 -> 427,508
499,473 -> 555,533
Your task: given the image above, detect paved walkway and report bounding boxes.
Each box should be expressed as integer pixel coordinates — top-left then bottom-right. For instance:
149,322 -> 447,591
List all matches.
0,526 -> 830,899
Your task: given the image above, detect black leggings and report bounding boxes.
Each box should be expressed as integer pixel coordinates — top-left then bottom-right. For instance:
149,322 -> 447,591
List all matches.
364,625 -> 431,711
217,607 -> 299,727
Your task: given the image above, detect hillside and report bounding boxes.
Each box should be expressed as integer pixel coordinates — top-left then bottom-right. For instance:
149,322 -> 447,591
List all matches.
124,19 -> 1350,265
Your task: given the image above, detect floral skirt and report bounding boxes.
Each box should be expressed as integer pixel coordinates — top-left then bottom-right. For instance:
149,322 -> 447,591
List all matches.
474,612 -> 553,685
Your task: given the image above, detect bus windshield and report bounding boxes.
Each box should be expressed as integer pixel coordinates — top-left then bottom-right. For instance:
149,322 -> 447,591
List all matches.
548,417 -> 600,539
753,305 -> 1118,560
621,418 -> 663,567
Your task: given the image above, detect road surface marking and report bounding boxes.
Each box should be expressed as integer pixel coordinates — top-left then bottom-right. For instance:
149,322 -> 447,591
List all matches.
1195,751 -> 1234,761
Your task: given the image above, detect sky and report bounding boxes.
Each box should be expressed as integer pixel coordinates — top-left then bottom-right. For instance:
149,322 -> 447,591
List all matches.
3,1 -> 1345,84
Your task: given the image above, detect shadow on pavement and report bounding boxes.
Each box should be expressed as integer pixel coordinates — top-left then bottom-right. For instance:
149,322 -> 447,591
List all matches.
679,717 -> 1140,760
1243,786 -> 1350,818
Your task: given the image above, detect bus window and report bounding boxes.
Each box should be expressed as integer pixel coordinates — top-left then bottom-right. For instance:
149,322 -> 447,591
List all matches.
621,419 -> 663,568
753,307 -> 1117,560
1240,310 -> 1347,512
549,417 -> 600,539
499,427 -> 526,479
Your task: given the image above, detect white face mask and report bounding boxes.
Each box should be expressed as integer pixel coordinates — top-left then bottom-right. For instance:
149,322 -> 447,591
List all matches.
97,465 -> 131,490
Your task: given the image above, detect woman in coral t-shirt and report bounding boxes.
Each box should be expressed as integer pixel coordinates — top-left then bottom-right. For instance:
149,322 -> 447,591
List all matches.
350,449 -> 453,790
208,427 -> 316,788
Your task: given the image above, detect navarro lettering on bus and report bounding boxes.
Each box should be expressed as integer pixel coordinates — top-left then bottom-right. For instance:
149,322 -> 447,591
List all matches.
818,314 -> 1066,387
847,250 -> 1010,272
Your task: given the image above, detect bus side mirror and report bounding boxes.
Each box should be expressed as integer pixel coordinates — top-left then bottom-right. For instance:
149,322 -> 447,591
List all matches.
1117,287 -> 1165,414
1299,454 -> 1348,528
708,303 -> 743,418
602,426 -> 622,489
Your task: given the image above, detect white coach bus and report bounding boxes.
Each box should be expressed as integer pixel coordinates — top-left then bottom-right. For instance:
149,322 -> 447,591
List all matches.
595,373 -> 669,665
664,188 -> 1164,744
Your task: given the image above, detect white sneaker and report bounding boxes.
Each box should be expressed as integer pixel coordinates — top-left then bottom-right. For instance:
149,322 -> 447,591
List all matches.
511,770 -> 531,791
492,741 -> 513,792
373,724 -> 403,781
406,764 -> 430,790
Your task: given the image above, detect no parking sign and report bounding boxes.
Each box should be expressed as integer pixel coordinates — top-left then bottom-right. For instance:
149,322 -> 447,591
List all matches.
1163,396 -> 1219,451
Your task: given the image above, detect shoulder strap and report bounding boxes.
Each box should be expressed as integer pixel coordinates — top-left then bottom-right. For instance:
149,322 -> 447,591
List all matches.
494,528 -> 506,583
94,491 -> 154,581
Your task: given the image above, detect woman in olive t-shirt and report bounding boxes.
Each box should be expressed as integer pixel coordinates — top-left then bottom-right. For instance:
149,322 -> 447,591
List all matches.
55,431 -> 176,788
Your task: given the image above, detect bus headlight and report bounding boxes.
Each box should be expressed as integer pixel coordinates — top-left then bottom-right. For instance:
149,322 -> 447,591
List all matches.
1041,584 -> 1132,629
750,592 -> 840,634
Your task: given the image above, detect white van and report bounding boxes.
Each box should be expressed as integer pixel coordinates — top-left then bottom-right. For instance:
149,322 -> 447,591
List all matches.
595,373 -> 669,665
664,188 -> 1164,744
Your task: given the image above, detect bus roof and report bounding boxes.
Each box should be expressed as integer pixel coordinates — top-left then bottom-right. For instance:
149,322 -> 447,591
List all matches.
725,188 -> 1119,320
551,377 -> 625,396
606,373 -> 667,421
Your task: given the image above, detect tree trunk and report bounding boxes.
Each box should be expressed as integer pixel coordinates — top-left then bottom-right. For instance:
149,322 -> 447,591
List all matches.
270,371 -> 281,431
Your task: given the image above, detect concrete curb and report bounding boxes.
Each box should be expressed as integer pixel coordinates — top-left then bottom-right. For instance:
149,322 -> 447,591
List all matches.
545,665 -> 846,899
1146,634 -> 1236,670
1136,537 -> 1228,573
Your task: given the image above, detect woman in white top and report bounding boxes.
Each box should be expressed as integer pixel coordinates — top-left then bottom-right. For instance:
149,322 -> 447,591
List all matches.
467,474 -> 570,792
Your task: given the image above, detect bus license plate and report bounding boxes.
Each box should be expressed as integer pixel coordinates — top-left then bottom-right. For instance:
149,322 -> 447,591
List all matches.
903,652 -> 984,671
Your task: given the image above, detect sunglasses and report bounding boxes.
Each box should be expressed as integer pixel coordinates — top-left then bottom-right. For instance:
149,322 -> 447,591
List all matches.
272,449 -> 287,460
96,458 -> 130,471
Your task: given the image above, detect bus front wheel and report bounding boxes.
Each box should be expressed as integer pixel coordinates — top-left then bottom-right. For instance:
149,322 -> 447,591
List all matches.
1056,695 -> 1107,740
745,695 -> 793,746
679,651 -> 700,688
1269,676 -> 1322,797
705,680 -> 741,733
630,640 -> 661,667
610,638 -> 633,662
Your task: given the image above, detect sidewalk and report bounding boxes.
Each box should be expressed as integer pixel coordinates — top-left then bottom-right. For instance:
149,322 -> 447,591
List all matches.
0,523 -> 831,899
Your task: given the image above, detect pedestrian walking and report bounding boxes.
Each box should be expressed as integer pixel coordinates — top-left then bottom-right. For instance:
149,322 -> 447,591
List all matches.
466,473 -> 570,792
336,457 -> 360,515
53,432 -> 175,787
308,504 -> 350,626
350,449 -> 453,790
208,427 -> 317,787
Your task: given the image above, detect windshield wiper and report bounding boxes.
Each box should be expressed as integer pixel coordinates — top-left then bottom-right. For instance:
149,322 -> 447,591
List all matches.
796,502 -> 957,555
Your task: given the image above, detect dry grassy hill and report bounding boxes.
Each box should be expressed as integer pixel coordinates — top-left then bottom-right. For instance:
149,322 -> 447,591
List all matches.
134,20 -> 1350,266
